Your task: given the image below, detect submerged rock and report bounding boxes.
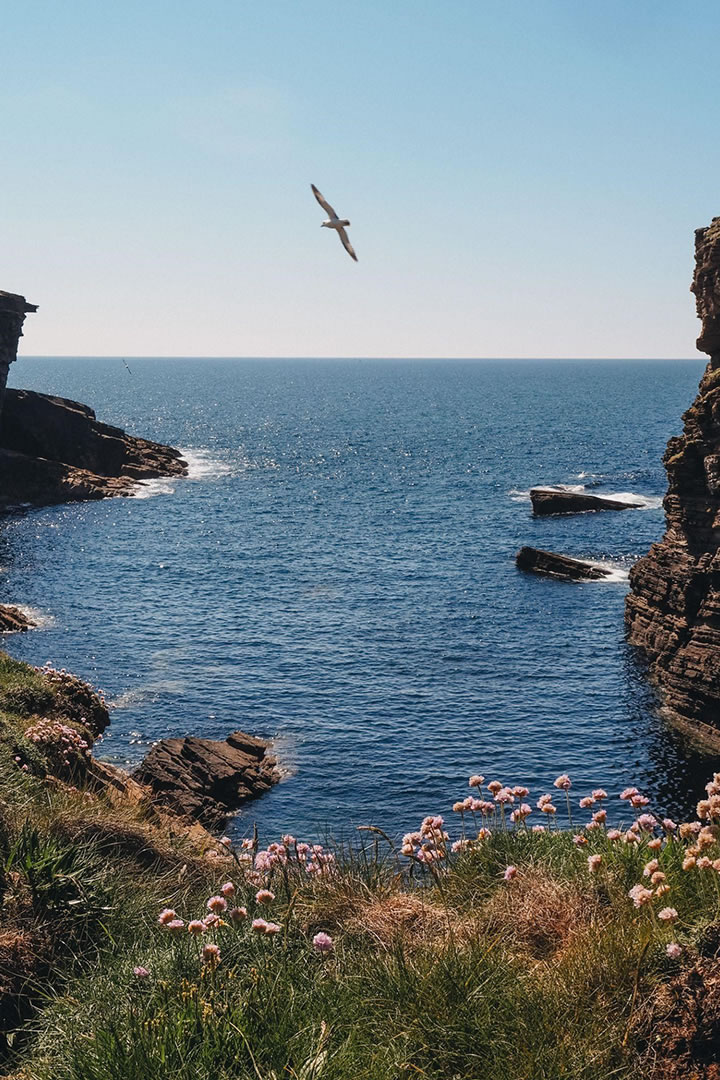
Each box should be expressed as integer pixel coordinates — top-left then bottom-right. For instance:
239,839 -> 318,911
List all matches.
0,604 -> 34,632
530,488 -> 644,515
516,546 -> 613,581
626,217 -> 720,746
134,732 -> 280,828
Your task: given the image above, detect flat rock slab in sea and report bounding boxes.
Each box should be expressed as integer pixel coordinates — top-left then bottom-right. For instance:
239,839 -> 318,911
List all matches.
133,732 -> 280,828
516,546 -> 613,582
530,488 -> 644,515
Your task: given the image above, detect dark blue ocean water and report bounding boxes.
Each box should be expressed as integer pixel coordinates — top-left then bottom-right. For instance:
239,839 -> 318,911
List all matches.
3,357 -> 718,840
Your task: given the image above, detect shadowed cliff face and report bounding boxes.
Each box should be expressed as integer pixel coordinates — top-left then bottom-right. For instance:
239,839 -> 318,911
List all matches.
626,218 -> 720,743
0,292 -> 37,422
0,288 -> 187,508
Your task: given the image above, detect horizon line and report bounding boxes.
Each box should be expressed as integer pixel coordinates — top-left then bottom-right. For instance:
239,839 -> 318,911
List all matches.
18,354 -> 704,362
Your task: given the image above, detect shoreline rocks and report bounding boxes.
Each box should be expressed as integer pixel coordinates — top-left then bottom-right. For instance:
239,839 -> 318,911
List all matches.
626,217 -> 720,743
516,546 -> 614,581
530,488 -> 644,515
133,732 -> 281,828
0,605 -> 34,633
0,390 -> 187,509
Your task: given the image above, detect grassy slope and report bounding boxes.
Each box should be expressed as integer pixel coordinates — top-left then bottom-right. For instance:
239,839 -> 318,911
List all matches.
1,651 -> 719,1079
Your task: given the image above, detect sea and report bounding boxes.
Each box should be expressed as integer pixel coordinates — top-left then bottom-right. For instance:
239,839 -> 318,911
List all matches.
3,356 -> 718,842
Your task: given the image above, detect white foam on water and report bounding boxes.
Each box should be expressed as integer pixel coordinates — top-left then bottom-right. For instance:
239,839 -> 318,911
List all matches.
180,449 -> 235,480
15,605 -> 56,629
131,477 -> 177,499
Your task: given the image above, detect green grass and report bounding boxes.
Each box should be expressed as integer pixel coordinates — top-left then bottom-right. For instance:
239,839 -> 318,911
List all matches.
2,651 -> 720,1079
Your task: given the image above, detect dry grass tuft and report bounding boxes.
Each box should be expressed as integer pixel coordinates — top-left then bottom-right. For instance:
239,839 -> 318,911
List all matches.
481,868 -> 597,959
347,892 -> 462,950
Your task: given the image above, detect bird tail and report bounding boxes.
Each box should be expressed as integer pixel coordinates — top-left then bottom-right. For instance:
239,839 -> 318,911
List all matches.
338,219 -> 350,227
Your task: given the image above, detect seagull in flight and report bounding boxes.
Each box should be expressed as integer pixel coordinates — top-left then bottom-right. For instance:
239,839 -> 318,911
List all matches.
311,183 -> 358,262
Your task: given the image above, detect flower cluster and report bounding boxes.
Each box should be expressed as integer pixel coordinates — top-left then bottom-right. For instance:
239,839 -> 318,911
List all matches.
155,878 -> 332,970
23,717 -> 91,773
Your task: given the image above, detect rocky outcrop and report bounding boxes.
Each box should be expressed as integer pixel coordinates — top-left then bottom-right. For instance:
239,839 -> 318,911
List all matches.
626,217 -> 720,745
0,292 -> 36,426
0,390 -> 187,508
516,546 -> 613,581
530,488 -> 644,515
0,290 -> 186,508
133,732 -> 280,827
0,605 -> 34,632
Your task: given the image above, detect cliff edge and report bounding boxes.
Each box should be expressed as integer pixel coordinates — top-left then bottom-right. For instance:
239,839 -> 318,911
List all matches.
0,290 -> 187,507
626,218 -> 720,744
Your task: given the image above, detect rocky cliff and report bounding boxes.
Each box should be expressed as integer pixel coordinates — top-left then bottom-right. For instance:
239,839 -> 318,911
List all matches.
626,218 -> 720,745
0,288 -> 187,507
0,389 -> 187,507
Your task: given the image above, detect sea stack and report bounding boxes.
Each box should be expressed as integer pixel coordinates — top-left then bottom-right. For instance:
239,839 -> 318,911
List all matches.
0,291 -> 37,430
626,218 -> 720,744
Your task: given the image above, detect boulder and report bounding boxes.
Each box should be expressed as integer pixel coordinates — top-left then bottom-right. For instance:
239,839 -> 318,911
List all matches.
133,731 -> 280,828
516,546 -> 613,582
0,604 -> 34,632
530,488 -> 644,515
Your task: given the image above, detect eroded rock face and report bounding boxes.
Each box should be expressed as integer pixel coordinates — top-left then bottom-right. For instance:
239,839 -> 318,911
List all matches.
626,217 -> 720,743
0,391 -> 187,508
0,604 -> 34,633
0,292 -> 36,424
133,732 -> 281,827
516,546 -> 613,581
530,488 -> 644,515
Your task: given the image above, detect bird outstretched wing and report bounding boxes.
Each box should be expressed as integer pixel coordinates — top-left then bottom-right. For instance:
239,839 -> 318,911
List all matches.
337,226 -> 358,262
311,183 -> 338,220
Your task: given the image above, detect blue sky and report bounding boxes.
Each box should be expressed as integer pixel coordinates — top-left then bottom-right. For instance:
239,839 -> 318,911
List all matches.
3,1 -> 720,357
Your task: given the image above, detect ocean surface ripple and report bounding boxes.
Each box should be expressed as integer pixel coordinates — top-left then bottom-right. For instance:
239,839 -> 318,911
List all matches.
3,357 -> 717,840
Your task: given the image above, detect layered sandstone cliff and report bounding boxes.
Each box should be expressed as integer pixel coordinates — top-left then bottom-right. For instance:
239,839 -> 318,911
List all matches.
626,218 -> 720,743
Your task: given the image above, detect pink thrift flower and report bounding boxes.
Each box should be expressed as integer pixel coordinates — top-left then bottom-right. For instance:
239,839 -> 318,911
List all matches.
666,942 -> 682,959
587,854 -> 602,873
662,818 -> 677,833
166,919 -> 185,932
658,907 -> 678,922
469,774 -> 485,788
592,809 -> 607,824
647,837 -> 663,851
487,781 -> 502,795
201,943 -> 221,965
263,922 -> 282,935
553,774 -> 571,791
532,824 -> 546,833
188,920 -> 205,935
282,834 -> 296,846
255,889 -> 275,905
207,895 -> 228,914
220,881 -> 235,898
592,789 -> 608,801
203,914 -> 220,928
133,966 -> 150,978
573,835 -> 588,847
620,787 -> 639,801
628,884 -> 653,908
219,836 -> 232,848
252,918 -> 268,933
313,932 -> 333,953
158,908 -> 177,926
503,865 -> 517,882
229,906 -> 247,923
579,797 -> 594,809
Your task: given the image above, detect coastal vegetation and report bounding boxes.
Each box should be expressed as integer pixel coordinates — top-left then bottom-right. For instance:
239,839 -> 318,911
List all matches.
1,652 -> 719,1078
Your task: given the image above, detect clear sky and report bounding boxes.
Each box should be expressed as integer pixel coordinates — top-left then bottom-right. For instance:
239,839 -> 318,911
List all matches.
3,1 -> 720,358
